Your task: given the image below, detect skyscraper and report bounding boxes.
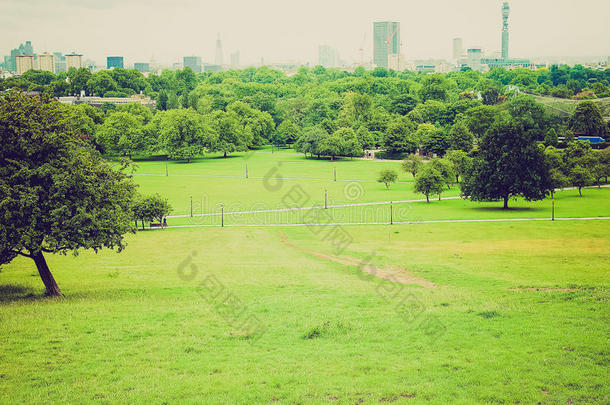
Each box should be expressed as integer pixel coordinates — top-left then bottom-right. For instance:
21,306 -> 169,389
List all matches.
453,38 -> 463,61
318,45 -> 337,68
107,56 -> 124,69
373,22 -> 400,70
37,53 -> 55,73
183,56 -> 202,73
2,41 -> 34,72
230,51 -> 240,68
134,63 -> 150,73
502,1 -> 510,59
65,54 -> 83,70
215,34 -> 224,66
16,55 -> 34,75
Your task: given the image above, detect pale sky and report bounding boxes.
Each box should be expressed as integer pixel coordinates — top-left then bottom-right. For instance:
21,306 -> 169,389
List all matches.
1,0 -> 608,67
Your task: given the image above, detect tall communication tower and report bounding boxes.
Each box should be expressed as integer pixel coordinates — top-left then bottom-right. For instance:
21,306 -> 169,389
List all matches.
501,1 -> 510,59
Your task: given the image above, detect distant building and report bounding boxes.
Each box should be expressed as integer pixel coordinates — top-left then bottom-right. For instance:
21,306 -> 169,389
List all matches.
65,54 -> 83,70
2,41 -> 34,72
58,93 -> 156,110
215,33 -> 224,66
373,21 -> 400,70
230,51 -> 240,68
16,54 -> 34,75
453,38 -> 463,61
465,48 -> 483,71
37,53 -> 55,73
481,58 -> 535,69
318,45 -> 338,68
183,56 -> 202,73
415,65 -> 436,73
54,52 -> 66,73
107,56 -> 124,69
134,62 -> 150,73
204,64 -> 222,73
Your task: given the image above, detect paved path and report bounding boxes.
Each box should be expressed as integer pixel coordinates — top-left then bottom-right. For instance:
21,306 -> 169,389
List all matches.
166,197 -> 463,219
152,216 -> 610,229
165,186 -> 609,219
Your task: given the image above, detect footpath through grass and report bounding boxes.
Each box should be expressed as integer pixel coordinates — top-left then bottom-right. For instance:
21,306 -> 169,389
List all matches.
163,187 -> 610,227
1,221 -> 609,403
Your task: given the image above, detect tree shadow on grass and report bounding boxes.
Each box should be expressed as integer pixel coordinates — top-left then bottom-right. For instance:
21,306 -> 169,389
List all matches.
471,206 -> 546,213
206,155 -> 243,160
0,284 -> 46,304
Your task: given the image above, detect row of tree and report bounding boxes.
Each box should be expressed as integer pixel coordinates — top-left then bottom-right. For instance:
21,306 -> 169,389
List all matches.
3,65 -> 608,161
379,137 -> 609,207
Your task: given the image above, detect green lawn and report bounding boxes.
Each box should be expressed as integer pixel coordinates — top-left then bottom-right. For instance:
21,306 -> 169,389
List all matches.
1,221 -> 609,403
131,148 -> 448,215
1,151 -> 609,403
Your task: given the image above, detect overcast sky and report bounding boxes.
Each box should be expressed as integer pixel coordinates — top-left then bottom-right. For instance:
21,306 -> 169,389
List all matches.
1,0 -> 608,67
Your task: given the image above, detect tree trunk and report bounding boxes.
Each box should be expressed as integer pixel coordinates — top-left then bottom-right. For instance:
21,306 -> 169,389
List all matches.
456,175 -> 459,183
503,196 -> 509,209
142,220 -> 145,230
426,194 -> 430,203
438,194 -> 441,201
224,151 -> 227,158
578,187 -> 582,197
32,251 -> 63,297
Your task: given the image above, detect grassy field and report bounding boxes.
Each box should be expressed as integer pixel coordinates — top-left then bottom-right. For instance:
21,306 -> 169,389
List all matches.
1,151 -> 609,404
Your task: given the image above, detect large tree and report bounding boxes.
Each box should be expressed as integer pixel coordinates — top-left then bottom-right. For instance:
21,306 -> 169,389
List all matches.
461,116 -> 551,209
96,111 -> 145,157
209,110 -> 252,158
414,166 -> 445,203
383,119 -> 417,155
159,109 -> 214,162
401,154 -> 423,178
0,92 -> 136,296
569,100 -> 607,137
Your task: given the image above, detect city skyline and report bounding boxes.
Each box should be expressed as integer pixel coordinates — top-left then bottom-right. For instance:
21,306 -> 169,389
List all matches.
0,0 -> 609,67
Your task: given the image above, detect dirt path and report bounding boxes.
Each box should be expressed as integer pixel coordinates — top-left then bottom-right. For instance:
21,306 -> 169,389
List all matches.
278,231 -> 438,288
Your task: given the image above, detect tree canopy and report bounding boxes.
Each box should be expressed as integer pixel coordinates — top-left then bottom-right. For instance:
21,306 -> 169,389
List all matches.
0,91 -> 137,296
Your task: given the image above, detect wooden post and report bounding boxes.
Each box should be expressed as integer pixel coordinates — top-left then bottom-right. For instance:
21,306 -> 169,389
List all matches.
221,204 -> 224,227
390,201 -> 393,225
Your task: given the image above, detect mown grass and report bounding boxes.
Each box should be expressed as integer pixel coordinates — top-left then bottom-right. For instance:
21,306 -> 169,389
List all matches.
1,220 -> 609,404
1,151 -> 609,403
130,148 -> 448,215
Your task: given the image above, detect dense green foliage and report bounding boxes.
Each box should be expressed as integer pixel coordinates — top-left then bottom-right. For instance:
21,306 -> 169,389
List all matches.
0,92 -> 137,295
2,64 -> 609,162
